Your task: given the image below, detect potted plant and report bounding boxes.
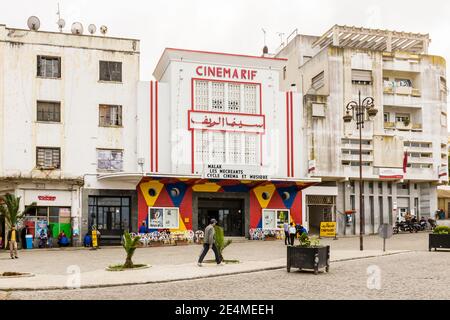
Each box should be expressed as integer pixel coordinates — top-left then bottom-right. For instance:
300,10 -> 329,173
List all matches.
287,233 -> 330,275
107,232 -> 149,271
205,225 -> 239,264
429,226 -> 450,251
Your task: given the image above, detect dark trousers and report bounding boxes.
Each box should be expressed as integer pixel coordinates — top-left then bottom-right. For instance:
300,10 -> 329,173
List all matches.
284,231 -> 289,245
198,243 -> 221,264
289,234 -> 296,246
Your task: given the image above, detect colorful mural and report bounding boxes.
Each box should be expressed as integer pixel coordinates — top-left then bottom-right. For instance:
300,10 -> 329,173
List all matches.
137,177 -> 313,233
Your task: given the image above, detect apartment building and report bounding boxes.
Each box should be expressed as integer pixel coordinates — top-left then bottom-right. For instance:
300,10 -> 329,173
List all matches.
277,25 -> 448,235
0,23 -> 140,245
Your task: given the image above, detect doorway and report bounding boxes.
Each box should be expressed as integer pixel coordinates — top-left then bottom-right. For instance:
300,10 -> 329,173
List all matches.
198,198 -> 244,236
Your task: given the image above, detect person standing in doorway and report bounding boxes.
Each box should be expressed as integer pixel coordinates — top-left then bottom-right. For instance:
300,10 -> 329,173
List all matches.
283,221 -> 290,245
139,221 -> 148,234
198,219 -> 223,267
288,223 -> 297,246
7,225 -> 19,259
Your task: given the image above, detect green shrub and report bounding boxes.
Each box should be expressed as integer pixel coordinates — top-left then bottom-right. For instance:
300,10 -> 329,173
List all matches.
433,226 -> 450,235
214,225 -> 232,261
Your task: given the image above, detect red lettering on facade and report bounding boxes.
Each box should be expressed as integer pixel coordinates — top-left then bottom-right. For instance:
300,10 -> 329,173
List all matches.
207,66 -> 215,77
251,70 -> 257,80
38,196 -> 56,201
232,69 -> 239,79
223,68 -> 231,78
196,66 -> 203,76
241,70 -> 247,79
216,67 -> 223,78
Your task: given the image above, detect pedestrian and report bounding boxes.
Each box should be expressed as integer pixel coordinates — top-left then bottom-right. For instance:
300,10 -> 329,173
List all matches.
296,224 -> 308,237
38,229 -> 47,248
288,222 -> 296,246
283,221 -> 290,245
7,225 -> 19,259
83,232 -> 92,247
96,228 -> 101,248
139,221 -> 148,234
57,231 -> 70,247
47,225 -> 53,248
197,219 -> 223,267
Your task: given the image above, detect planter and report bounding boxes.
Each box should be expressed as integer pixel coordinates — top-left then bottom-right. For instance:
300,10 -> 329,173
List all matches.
287,245 -> 330,275
429,234 -> 450,251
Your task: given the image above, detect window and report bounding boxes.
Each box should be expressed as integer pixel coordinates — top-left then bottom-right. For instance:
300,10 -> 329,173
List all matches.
97,149 -> 123,171
36,147 -> 61,169
245,134 -> 258,165
262,209 -> 290,230
210,132 -> 225,163
352,69 -> 372,85
378,182 -> 383,193
99,61 -> 122,82
311,71 -> 324,90
99,105 -> 122,127
388,183 -> 392,195
244,84 -> 257,114
24,207 -> 71,239
228,132 -> 242,164
395,78 -> 412,87
303,56 -> 312,63
379,196 -> 384,224
211,82 -> 225,111
89,197 -> 130,232
37,101 -> 61,122
148,207 -> 179,229
37,56 -> 61,78
369,182 -> 374,194
195,131 -> 209,163
396,114 -> 410,122
384,112 -> 390,123
283,66 -> 287,80
228,83 -> 241,112
195,80 -> 209,111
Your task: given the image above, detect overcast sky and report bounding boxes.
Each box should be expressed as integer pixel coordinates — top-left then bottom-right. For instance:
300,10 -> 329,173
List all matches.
1,0 -> 450,81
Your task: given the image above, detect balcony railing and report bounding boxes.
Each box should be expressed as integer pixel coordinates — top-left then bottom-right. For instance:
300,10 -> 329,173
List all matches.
384,122 -> 422,132
383,86 -> 421,97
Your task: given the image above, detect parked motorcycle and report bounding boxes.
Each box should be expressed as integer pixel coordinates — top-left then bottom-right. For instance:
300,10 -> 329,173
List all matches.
393,221 -> 415,234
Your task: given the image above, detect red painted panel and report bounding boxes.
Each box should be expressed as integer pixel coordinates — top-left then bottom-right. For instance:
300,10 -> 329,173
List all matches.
290,191 -> 302,225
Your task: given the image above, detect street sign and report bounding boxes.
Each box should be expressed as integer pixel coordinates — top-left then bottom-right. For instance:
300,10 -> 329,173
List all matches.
320,222 -> 337,238
378,223 -> 393,239
378,223 -> 393,252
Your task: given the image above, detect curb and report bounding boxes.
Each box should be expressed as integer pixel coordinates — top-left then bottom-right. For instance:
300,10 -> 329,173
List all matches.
0,250 -> 411,292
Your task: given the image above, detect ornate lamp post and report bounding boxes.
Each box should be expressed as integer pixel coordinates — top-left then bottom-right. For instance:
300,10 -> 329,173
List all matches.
343,91 -> 377,251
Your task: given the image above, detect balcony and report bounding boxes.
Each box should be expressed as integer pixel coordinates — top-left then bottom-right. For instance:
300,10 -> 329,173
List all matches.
382,59 -> 421,73
383,88 -> 422,107
341,154 -> 373,162
384,122 -> 422,132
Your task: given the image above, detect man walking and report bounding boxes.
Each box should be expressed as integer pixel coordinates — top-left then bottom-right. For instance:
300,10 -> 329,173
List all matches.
283,221 -> 290,245
198,219 -> 223,267
7,225 -> 19,259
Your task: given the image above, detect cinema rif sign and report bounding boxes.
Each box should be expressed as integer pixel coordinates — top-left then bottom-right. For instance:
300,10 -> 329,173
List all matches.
195,66 -> 258,80
188,110 -> 265,134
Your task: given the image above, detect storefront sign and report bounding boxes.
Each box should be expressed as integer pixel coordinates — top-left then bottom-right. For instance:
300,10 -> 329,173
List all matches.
379,168 -> 404,179
203,164 -> 269,180
91,229 -> 98,248
319,222 -> 336,237
195,66 -> 258,80
188,111 -> 265,133
38,195 -> 56,201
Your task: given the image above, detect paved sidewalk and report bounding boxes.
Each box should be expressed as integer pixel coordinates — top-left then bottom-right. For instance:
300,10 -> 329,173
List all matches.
0,233 -> 425,291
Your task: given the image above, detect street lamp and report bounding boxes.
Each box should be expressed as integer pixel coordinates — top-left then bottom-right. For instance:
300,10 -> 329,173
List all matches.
343,90 -> 377,251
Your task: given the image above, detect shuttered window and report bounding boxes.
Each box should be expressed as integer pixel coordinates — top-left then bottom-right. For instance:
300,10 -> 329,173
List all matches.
99,105 -> 122,127
352,69 -> 372,84
37,101 -> 61,122
36,147 -> 61,169
311,71 -> 324,90
97,149 -> 123,171
37,56 -> 61,78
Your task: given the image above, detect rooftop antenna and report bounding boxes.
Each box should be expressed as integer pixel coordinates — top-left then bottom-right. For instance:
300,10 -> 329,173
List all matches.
277,32 -> 285,46
56,3 -> 65,32
27,16 -> 41,31
261,28 -> 268,55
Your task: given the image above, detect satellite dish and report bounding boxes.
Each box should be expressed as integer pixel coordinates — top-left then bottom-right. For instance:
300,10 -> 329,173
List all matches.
88,24 -> 96,35
100,25 -> 108,35
27,16 -> 41,31
57,19 -> 65,32
71,22 -> 83,35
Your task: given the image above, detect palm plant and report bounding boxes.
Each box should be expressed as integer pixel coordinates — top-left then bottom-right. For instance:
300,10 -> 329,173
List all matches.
122,231 -> 141,268
0,193 -> 36,228
214,225 -> 232,261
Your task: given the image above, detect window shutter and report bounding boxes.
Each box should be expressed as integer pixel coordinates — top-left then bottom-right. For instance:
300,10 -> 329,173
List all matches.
311,71 -> 325,90
352,70 -> 372,83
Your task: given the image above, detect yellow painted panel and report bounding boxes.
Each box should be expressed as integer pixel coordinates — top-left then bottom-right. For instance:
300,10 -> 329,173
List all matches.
253,184 -> 276,208
139,180 -> 165,207
192,183 -> 221,192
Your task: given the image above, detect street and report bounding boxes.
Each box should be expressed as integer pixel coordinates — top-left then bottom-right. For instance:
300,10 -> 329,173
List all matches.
0,233 -> 449,300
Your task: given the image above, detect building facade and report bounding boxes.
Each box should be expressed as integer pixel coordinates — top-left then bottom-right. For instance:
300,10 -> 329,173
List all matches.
277,25 -> 448,235
0,24 -> 140,245
131,48 -> 318,237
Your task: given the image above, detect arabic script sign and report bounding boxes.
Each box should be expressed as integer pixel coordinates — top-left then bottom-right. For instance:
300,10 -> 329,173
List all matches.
188,110 -> 265,133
